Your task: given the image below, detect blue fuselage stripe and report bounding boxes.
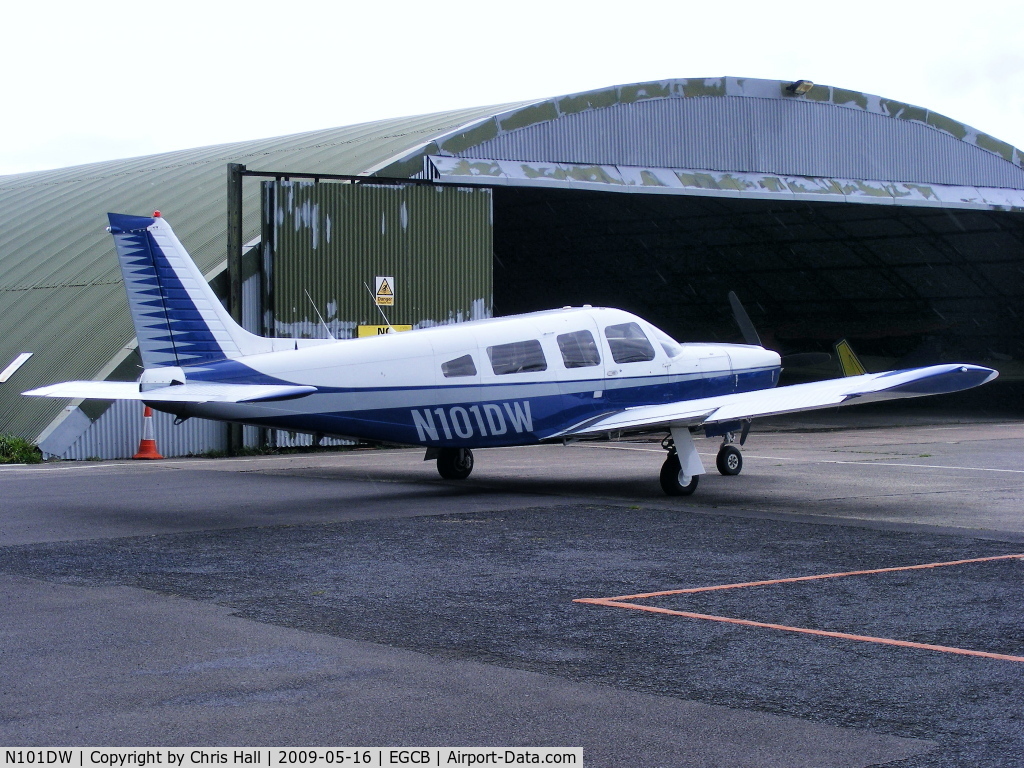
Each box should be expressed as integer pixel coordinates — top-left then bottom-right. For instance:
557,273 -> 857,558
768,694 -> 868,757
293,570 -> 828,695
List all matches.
171,366 -> 780,447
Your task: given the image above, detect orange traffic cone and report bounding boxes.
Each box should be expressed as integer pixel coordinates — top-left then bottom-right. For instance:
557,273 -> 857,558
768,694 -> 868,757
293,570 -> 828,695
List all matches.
133,406 -> 164,460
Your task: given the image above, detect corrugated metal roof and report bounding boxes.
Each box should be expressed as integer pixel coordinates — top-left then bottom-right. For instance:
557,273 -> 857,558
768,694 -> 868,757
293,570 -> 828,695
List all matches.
0,103 -> 527,440
461,96 -> 1024,188
378,77 -> 1024,188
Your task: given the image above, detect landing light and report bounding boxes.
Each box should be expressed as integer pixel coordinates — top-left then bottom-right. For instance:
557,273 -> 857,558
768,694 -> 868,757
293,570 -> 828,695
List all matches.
786,79 -> 814,95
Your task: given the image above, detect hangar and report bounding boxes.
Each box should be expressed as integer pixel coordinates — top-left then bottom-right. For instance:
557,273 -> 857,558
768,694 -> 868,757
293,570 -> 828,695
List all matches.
1,77 -> 1021,458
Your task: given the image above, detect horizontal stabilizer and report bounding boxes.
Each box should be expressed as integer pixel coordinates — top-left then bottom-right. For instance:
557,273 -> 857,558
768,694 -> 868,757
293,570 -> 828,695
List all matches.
23,381 -> 317,404
556,363 -> 998,438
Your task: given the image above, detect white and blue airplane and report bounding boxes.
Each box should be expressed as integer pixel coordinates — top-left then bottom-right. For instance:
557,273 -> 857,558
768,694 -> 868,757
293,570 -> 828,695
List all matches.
25,212 -> 998,495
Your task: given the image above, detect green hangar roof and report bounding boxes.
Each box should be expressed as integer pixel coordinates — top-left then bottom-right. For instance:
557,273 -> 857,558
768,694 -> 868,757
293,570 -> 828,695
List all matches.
0,102 -> 529,442
2,77 -> 1022,445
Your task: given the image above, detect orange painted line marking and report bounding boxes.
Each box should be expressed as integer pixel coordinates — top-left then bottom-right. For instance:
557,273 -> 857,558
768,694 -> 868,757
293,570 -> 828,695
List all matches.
575,598 -> 1024,663
602,553 -> 1024,601
574,553 -> 1024,663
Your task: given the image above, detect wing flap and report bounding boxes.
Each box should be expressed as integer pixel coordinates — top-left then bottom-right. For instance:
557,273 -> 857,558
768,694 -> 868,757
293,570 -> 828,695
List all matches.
23,381 -> 317,403
556,364 -> 997,438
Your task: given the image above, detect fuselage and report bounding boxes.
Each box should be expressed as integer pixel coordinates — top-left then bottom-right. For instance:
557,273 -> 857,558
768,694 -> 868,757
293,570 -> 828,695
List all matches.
165,307 -> 782,447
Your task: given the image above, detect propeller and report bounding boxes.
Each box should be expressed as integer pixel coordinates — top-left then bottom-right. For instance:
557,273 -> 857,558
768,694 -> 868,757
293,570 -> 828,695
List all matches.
727,291 -> 832,369
728,291 -> 762,347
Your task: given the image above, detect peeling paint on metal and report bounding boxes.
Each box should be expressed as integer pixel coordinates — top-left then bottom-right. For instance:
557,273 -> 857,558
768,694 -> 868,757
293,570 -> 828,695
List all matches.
758,176 -> 789,193
380,77 -> 1024,194
785,177 -> 845,196
832,88 -> 868,110
880,98 -> 927,124
448,158 -> 504,177
427,155 -> 1024,211
803,84 -> 832,102
439,120 -> 500,156
901,184 -> 938,201
680,78 -> 726,98
674,171 -> 720,190
558,87 -> 618,115
639,170 -> 667,187
498,101 -> 559,132
564,165 -> 625,185
618,81 -> 672,103
927,111 -> 969,140
457,95 -> 1024,188
840,179 -> 897,201
976,133 -> 1015,162
270,181 -> 492,339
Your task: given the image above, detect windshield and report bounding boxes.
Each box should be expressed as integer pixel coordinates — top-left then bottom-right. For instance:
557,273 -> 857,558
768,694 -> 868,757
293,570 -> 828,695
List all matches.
650,326 -> 683,359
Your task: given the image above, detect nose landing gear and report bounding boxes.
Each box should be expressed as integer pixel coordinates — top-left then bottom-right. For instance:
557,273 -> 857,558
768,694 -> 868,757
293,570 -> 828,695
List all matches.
716,442 -> 743,475
712,422 -> 749,476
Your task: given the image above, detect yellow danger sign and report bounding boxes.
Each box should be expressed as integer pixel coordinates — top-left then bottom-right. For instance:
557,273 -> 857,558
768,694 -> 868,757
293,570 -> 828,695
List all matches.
357,325 -> 412,337
375,276 -> 395,306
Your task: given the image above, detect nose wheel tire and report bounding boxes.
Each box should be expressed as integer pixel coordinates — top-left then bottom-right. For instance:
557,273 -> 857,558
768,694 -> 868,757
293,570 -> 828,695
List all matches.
716,444 -> 743,476
660,452 -> 699,496
437,447 -> 474,480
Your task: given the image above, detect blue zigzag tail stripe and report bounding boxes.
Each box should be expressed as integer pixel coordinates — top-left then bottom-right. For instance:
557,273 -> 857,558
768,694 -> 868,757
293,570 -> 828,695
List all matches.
109,213 -> 230,369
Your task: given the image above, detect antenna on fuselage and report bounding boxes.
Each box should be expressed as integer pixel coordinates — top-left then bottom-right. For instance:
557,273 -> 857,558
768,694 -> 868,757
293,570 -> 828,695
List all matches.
304,289 -> 337,341
363,281 -> 395,333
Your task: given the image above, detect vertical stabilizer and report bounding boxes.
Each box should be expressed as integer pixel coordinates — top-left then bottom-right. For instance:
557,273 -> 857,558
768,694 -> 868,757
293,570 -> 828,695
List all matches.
834,338 -> 867,377
108,213 -> 271,368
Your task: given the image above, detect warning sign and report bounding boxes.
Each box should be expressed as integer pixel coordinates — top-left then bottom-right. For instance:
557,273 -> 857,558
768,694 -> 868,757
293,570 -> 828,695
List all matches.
375,276 -> 395,306
357,325 -> 413,337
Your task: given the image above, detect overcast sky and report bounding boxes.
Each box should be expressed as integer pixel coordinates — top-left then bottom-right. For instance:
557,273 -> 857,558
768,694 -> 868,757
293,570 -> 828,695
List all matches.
2,0 -> 1022,176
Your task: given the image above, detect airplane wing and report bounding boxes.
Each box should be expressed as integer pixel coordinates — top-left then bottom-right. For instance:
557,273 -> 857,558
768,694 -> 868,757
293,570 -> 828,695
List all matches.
22,381 -> 317,404
555,364 -> 998,438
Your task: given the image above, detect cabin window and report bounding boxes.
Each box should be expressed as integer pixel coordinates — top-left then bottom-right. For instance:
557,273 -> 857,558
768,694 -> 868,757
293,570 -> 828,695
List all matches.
557,330 -> 601,368
605,322 -> 656,364
487,340 -> 547,375
441,354 -> 477,378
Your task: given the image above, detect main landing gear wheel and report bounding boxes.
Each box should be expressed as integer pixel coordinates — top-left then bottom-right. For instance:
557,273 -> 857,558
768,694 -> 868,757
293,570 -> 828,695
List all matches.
437,447 -> 474,480
716,444 -> 743,476
660,452 -> 699,496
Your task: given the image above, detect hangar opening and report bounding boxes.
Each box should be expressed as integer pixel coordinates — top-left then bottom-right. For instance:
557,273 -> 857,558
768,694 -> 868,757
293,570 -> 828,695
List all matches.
491,186 -> 1024,368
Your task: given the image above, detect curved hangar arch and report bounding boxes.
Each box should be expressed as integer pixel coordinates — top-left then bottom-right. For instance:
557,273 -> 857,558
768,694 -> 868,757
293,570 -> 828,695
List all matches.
2,77 -> 1021,457
373,76 -> 1024,381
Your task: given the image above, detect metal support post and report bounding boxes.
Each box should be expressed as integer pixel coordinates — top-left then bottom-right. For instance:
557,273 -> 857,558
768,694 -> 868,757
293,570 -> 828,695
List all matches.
226,163 -> 246,453
227,162 -> 245,324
